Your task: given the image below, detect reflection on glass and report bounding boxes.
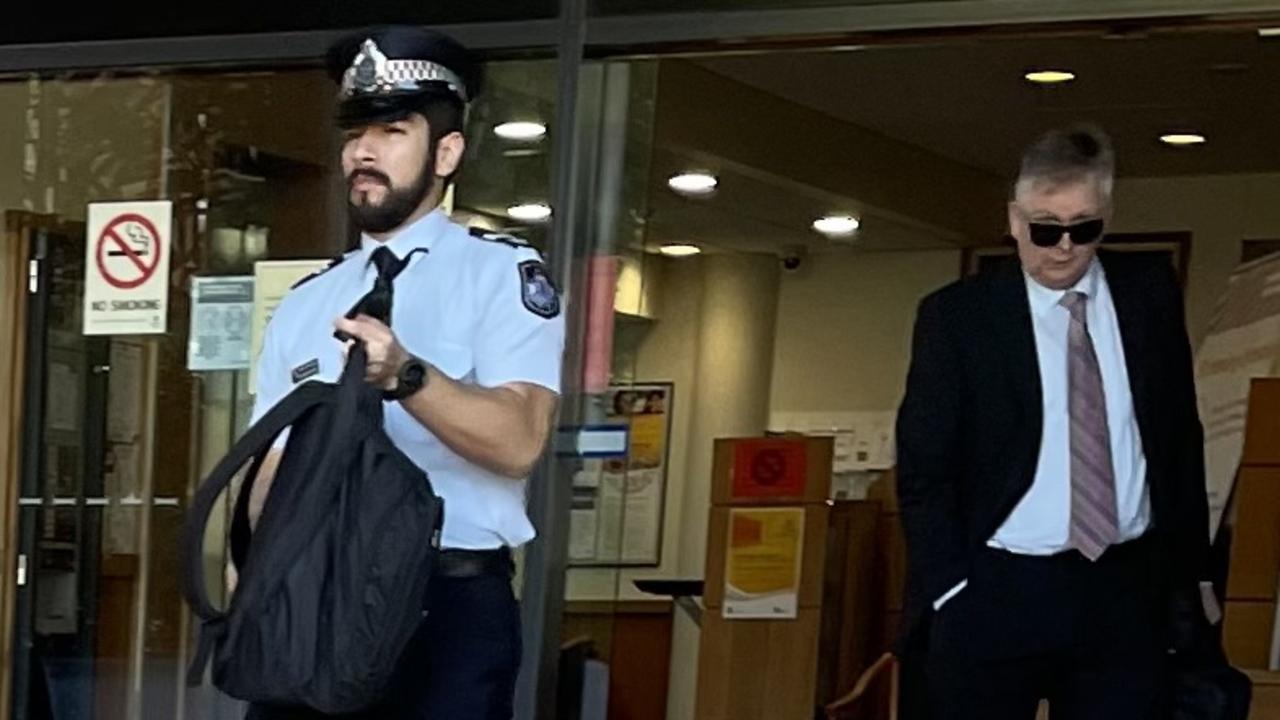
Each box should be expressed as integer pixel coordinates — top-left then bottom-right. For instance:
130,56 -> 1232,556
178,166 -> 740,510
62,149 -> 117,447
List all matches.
5,56 -> 562,720
453,60 -> 559,254
4,68 -> 346,720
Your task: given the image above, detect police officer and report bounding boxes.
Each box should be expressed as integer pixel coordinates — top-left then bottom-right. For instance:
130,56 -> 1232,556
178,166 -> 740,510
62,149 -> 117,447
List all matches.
244,26 -> 565,720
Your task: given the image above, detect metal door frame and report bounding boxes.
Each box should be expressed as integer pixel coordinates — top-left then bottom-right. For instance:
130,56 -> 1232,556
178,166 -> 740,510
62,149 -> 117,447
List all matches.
6,217 -> 111,720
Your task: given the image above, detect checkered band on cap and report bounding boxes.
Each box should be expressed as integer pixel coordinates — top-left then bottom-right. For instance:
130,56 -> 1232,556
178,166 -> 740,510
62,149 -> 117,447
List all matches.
340,39 -> 468,102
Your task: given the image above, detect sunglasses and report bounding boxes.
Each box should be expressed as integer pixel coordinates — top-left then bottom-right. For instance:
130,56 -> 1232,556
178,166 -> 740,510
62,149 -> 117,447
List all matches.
1027,218 -> 1106,248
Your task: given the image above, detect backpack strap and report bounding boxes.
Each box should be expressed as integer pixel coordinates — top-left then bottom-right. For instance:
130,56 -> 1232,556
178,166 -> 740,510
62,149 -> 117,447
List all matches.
181,380 -> 332,622
227,456 -> 257,571
182,381 -> 334,687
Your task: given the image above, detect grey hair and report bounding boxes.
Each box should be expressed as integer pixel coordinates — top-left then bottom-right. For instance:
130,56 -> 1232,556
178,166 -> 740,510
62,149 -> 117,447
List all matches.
1013,124 -> 1115,203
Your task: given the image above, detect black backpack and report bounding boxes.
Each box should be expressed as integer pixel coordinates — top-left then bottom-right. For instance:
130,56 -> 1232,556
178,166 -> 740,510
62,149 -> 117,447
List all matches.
181,344 -> 445,714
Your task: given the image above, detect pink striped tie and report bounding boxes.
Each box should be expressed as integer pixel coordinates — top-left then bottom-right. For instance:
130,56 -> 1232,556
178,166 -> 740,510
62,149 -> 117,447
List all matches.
1061,291 -> 1119,561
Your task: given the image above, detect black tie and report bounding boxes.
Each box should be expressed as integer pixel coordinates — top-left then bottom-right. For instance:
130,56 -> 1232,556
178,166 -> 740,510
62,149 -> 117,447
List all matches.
362,246 -> 403,324
334,246 -> 426,340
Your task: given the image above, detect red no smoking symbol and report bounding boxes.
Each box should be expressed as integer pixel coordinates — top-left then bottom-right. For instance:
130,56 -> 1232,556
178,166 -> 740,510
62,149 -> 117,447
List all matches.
96,214 -> 162,290
750,449 -> 787,486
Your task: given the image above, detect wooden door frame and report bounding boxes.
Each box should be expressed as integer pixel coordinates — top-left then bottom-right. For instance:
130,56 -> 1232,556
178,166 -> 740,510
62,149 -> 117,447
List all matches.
0,212 -> 39,720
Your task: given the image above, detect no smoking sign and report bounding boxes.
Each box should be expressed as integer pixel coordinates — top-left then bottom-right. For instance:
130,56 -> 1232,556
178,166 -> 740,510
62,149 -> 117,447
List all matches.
83,201 -> 172,336
96,214 -> 162,290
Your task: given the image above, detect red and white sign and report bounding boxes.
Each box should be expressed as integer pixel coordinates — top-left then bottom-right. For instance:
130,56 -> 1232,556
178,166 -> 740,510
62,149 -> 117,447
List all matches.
732,439 -> 809,499
83,201 -> 172,335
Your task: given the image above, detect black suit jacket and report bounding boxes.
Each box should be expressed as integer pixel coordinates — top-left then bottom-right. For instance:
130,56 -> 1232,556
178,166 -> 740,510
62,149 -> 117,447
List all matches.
895,250 -> 1210,648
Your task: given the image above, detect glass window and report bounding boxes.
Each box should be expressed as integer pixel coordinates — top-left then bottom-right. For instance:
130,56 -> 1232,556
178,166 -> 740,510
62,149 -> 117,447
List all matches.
2,52 -> 562,720
0,67 -> 346,720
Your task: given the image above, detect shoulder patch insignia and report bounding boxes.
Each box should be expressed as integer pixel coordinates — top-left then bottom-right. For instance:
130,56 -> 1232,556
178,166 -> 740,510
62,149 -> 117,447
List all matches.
469,227 -> 531,250
518,260 -> 560,319
290,253 -> 349,290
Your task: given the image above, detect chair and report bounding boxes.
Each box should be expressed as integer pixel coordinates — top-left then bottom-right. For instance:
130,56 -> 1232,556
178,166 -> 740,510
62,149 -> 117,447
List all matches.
823,653 -> 1052,720
825,652 -> 899,720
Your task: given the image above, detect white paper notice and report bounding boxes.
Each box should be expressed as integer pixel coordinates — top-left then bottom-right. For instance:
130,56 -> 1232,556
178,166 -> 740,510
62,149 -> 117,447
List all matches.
250,259 -> 332,392
189,276 -> 254,371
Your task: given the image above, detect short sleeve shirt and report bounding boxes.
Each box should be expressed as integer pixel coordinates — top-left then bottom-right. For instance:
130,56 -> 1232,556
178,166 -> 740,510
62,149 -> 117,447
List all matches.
251,210 -> 565,549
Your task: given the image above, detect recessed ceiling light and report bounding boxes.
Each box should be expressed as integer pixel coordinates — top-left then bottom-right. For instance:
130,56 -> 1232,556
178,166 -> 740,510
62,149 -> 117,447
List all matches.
1208,62 -> 1250,75
507,203 -> 553,222
494,121 -> 548,141
667,172 -> 718,196
502,148 -> 544,159
1024,69 -> 1076,84
659,243 -> 702,257
812,215 -> 861,237
1160,133 -> 1207,146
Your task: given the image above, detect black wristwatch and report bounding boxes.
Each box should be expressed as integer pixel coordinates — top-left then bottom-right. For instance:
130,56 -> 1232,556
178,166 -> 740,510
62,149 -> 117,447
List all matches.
384,356 -> 429,401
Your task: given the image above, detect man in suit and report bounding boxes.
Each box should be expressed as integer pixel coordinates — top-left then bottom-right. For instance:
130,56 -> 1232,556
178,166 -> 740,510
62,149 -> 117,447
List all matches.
896,125 -> 1213,719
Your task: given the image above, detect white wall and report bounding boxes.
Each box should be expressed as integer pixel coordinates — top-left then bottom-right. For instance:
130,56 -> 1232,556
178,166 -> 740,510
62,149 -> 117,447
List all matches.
770,250 -> 961,415
764,174 -> 1280,420
1111,173 -> 1280,346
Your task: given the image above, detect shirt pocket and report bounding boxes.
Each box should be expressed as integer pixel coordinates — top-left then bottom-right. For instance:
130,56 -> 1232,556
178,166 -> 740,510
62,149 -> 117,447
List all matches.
423,340 -> 473,382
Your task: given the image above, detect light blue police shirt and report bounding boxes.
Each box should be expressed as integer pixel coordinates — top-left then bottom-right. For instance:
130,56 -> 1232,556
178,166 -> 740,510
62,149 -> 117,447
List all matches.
251,209 -> 566,550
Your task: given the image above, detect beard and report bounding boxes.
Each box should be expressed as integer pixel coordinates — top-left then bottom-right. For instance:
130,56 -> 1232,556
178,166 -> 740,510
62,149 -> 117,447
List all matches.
347,160 -> 436,234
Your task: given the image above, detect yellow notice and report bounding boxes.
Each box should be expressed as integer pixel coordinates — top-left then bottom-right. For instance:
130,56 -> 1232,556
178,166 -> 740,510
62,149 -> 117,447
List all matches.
248,259 -> 332,392
723,507 -> 804,620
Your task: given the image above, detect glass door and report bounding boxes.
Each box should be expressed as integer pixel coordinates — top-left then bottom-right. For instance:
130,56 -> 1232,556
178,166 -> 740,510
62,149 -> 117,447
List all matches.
3,51 -> 569,720
1,66 -> 348,720
11,214 -> 112,720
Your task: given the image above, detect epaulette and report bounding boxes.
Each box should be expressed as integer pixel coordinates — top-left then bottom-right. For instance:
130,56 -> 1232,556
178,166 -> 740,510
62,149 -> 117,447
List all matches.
290,253 -> 349,290
468,226 -> 532,250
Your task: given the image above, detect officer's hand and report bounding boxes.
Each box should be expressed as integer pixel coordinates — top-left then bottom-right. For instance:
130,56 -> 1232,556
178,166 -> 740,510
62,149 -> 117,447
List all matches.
334,314 -> 409,390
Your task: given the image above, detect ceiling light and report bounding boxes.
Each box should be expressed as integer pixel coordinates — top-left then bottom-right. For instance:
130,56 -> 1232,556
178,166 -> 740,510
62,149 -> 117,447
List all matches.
667,172 -> 718,196
1258,27 -> 1280,38
507,203 -> 553,222
502,148 -> 544,159
494,121 -> 547,141
1160,133 -> 1206,146
1024,69 -> 1076,84
812,215 -> 861,237
659,243 -> 702,257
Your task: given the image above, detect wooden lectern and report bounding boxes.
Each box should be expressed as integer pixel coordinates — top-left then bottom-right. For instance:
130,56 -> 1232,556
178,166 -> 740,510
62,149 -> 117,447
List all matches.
695,436 -> 833,720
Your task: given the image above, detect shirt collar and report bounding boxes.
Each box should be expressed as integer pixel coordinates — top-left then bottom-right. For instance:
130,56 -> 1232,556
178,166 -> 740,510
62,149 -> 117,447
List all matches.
1024,256 -> 1103,319
359,209 -> 448,264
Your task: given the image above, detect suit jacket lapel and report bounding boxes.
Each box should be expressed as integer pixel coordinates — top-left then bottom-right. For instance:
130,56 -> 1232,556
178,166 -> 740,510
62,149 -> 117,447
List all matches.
1099,251 -> 1153,440
991,258 -> 1042,434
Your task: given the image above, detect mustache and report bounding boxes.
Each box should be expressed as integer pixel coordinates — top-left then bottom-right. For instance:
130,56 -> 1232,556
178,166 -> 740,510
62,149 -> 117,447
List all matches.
347,169 -> 392,188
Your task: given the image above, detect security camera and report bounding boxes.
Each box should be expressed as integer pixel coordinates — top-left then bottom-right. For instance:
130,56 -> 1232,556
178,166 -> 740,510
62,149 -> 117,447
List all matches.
780,245 -> 807,273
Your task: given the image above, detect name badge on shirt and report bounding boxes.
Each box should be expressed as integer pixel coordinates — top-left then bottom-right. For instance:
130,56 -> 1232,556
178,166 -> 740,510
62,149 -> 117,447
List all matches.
291,359 -> 320,384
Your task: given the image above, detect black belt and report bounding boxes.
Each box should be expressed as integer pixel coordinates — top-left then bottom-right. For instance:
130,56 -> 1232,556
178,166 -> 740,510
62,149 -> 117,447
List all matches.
435,547 -> 513,579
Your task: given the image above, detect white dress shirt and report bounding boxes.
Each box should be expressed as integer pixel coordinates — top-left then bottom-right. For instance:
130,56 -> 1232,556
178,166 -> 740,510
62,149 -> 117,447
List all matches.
935,258 -> 1150,609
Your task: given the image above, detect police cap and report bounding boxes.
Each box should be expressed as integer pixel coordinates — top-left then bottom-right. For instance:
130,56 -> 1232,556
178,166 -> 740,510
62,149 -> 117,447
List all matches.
325,26 -> 481,129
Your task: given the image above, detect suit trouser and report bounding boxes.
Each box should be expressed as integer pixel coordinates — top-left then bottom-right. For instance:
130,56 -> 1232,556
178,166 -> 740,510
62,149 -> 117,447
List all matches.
926,534 -> 1167,720
246,571 -> 522,720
